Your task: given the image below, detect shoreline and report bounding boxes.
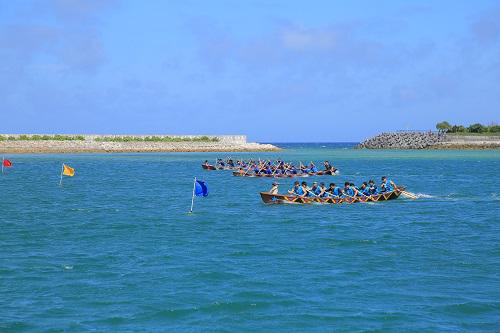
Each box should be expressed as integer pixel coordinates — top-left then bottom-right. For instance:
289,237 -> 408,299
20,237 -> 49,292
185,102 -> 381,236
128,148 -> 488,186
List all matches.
0,143 -> 281,154
0,134 -> 281,153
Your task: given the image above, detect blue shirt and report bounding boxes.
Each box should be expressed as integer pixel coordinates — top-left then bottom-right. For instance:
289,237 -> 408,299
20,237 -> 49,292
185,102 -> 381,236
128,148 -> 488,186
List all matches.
381,180 -> 393,192
294,187 -> 305,195
345,188 -> 354,196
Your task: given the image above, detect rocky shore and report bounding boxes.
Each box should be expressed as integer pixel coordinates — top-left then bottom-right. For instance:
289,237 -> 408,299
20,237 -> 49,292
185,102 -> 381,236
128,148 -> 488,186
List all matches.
0,135 -> 281,153
357,132 -> 500,149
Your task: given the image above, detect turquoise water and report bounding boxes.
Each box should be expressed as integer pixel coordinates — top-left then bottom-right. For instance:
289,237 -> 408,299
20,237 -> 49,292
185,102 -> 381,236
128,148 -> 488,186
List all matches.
1,144 -> 499,332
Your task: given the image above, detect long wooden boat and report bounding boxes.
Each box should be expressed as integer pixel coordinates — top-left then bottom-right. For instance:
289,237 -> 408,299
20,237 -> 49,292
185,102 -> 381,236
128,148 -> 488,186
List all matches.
202,164 -> 239,171
260,188 -> 404,204
233,169 -> 338,178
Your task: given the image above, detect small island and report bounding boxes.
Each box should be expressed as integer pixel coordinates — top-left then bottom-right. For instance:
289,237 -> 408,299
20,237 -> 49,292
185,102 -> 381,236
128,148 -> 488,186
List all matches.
358,122 -> 500,149
0,134 -> 280,153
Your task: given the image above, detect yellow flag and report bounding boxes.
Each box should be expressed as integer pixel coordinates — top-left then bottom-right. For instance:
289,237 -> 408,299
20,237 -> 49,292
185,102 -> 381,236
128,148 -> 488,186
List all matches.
62,164 -> 75,177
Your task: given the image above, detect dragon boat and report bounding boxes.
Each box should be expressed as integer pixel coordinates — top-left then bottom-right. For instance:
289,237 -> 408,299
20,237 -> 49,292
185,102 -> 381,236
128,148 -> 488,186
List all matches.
201,164 -> 239,171
260,187 -> 404,204
233,169 -> 338,178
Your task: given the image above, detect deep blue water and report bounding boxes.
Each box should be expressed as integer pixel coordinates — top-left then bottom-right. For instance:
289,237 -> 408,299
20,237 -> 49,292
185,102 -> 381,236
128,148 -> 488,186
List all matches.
1,146 -> 499,332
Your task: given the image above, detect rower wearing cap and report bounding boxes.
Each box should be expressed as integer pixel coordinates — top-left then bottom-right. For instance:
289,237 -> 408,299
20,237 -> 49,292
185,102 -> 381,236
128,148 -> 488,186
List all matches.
269,182 -> 279,194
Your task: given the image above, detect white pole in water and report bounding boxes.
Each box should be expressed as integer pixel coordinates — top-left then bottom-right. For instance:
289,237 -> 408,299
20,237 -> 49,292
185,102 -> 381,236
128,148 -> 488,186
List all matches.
59,163 -> 64,186
189,177 -> 197,213
1,157 -> 4,174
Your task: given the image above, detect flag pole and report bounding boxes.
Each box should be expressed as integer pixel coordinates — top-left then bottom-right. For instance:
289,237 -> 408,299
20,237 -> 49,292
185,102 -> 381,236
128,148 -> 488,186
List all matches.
189,177 -> 197,213
59,163 -> 64,186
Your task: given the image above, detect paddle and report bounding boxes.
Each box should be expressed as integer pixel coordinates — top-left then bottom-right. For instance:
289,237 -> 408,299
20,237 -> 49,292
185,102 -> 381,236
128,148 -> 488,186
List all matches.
393,183 -> 417,199
401,191 -> 418,199
242,163 -> 254,176
281,163 -> 292,176
270,160 -> 284,177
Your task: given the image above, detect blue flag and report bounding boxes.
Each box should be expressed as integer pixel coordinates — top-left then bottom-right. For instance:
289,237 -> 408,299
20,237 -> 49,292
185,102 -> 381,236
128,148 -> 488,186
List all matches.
195,180 -> 209,197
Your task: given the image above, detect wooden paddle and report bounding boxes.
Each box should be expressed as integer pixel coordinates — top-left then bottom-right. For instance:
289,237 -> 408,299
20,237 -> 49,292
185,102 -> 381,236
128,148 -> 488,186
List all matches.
242,163 -> 254,176
393,183 -> 418,200
400,191 -> 418,199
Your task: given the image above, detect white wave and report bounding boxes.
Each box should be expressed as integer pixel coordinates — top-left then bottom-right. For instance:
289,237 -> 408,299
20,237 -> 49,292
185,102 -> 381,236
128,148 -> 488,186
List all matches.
414,193 -> 434,199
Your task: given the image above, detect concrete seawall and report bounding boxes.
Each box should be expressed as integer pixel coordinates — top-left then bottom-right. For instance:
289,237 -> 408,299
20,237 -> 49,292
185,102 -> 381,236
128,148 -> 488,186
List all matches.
0,134 -> 280,153
357,132 -> 500,149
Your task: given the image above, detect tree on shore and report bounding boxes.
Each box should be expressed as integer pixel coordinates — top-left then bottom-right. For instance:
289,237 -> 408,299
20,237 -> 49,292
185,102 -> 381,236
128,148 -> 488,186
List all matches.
436,121 -> 451,131
435,122 -> 499,133
468,123 -> 485,133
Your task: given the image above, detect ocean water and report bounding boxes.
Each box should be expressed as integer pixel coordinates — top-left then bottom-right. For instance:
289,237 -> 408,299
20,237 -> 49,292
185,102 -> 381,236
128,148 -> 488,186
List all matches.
1,144 -> 499,332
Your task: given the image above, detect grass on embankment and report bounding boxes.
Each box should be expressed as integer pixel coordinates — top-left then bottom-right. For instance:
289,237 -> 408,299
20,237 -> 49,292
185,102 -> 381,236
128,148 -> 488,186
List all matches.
0,135 -> 85,141
0,135 -> 220,143
94,136 -> 219,142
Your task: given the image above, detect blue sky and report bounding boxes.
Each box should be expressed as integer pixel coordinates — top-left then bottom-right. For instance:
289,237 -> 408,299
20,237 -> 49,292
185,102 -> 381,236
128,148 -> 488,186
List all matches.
1,0 -> 499,142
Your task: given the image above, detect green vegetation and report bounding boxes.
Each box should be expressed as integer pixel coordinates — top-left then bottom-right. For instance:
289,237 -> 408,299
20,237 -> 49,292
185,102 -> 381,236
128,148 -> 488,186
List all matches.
0,135 -> 221,142
436,122 -> 500,134
94,136 -> 219,142
0,134 -> 85,141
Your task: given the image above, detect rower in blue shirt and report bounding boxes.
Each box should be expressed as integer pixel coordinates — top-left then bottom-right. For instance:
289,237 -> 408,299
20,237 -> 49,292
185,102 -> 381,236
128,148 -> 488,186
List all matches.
350,183 -> 359,197
288,181 -> 305,196
309,162 -> 318,173
380,176 -> 396,192
318,183 -> 328,197
343,182 -> 355,197
253,164 -> 260,175
310,182 -> 321,196
368,179 -> 378,195
327,183 -> 342,197
359,182 -> 370,196
301,181 -> 313,197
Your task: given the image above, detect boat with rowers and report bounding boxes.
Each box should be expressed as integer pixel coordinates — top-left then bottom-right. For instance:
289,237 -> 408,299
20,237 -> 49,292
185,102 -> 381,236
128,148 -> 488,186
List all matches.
260,177 -> 414,204
231,160 -> 339,178
233,169 -> 337,178
201,159 -> 241,170
260,189 -> 403,204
